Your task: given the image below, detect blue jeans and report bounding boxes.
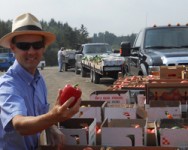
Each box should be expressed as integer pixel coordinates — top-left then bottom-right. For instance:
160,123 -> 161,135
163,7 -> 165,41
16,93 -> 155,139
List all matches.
58,60 -> 63,71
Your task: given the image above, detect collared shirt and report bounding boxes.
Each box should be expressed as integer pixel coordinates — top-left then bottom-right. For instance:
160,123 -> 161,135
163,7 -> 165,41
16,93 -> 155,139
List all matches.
0,60 -> 49,150
57,50 -> 63,61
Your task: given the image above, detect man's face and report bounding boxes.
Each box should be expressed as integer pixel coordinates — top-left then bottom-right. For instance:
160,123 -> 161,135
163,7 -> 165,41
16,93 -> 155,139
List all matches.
10,34 -> 45,75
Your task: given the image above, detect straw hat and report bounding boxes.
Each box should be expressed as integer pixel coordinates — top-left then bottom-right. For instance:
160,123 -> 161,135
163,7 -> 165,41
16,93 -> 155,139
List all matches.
0,13 -> 56,48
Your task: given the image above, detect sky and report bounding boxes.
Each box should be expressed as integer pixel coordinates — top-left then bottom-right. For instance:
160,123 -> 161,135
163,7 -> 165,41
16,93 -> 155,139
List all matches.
1,0 -> 188,37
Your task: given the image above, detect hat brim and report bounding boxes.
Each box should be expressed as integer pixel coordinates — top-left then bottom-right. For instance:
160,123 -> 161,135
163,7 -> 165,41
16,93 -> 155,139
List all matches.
0,30 -> 56,48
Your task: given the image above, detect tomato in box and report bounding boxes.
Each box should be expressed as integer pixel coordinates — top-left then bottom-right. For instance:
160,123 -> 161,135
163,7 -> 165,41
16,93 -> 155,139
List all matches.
60,84 -> 82,107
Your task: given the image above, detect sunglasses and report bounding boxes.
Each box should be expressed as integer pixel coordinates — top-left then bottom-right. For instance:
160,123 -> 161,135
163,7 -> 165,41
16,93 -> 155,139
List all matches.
15,41 -> 44,51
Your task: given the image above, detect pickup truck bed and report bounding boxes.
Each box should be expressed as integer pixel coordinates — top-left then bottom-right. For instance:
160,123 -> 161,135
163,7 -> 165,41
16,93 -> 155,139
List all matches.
75,43 -> 125,84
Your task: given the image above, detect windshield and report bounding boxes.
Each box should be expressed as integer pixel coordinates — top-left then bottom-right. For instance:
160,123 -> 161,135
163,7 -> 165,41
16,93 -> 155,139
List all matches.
144,27 -> 188,49
83,44 -> 112,54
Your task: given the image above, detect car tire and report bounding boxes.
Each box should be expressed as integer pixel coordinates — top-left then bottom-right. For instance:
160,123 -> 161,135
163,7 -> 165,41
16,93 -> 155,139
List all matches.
63,63 -> 68,71
93,71 -> 100,84
90,70 -> 93,82
81,66 -> 87,77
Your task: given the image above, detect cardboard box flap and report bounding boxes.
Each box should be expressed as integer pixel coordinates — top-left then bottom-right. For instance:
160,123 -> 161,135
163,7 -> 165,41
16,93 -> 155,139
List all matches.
149,100 -> 180,107
59,118 -> 94,128
136,106 -> 147,119
160,65 -> 185,70
159,119 -> 184,128
80,100 -> 107,107
108,119 -> 146,128
105,147 -> 178,150
90,90 -> 127,95
107,103 -> 137,108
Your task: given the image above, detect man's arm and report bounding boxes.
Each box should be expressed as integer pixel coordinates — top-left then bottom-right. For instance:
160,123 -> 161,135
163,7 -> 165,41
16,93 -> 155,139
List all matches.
12,96 -> 80,135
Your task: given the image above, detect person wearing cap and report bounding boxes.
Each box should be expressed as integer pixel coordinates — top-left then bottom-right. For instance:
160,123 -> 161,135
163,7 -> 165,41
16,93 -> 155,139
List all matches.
0,13 -> 81,150
57,47 -> 64,72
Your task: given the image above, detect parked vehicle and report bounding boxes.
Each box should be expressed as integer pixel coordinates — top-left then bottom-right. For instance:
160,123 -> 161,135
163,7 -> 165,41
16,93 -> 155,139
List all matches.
121,24 -> 188,76
75,43 -> 125,84
0,52 -> 15,71
37,60 -> 46,70
62,49 -> 76,71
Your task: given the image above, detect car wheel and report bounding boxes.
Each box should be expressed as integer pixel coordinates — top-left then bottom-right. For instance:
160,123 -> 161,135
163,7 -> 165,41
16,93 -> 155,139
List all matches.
93,71 -> 100,84
81,66 -> 87,77
90,70 -> 93,82
41,64 -> 44,70
64,63 -> 68,71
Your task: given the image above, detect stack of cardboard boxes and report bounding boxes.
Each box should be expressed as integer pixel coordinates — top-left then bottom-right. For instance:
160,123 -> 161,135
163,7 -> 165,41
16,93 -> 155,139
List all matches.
39,65 -> 188,149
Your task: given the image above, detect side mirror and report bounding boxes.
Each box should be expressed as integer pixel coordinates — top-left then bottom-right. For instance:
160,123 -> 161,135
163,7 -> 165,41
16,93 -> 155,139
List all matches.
120,42 -> 131,57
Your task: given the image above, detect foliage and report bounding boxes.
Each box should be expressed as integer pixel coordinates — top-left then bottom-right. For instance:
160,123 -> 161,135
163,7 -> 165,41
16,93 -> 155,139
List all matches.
0,19 -> 136,66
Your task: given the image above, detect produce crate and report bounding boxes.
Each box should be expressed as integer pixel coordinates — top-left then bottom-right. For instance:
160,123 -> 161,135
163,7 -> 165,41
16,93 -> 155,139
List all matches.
38,145 -> 104,150
73,100 -> 107,123
90,90 -> 129,106
144,121 -> 158,146
104,104 -> 137,121
160,66 -> 185,79
101,119 -> 146,146
182,70 -> 188,79
58,118 -> 96,146
105,147 -> 178,150
156,119 -> 188,147
145,101 -> 182,121
72,101 -> 107,145
145,82 -> 188,113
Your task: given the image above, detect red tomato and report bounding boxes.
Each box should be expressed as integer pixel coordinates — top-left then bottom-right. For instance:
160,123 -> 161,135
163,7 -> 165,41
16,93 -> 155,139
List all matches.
60,84 -> 82,107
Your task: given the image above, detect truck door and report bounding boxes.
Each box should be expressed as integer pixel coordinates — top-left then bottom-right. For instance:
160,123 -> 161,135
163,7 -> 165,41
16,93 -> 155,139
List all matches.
128,30 -> 143,75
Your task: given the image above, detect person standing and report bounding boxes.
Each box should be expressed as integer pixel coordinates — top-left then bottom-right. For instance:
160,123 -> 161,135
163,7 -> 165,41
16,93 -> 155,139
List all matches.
57,47 -> 64,72
0,13 -> 81,150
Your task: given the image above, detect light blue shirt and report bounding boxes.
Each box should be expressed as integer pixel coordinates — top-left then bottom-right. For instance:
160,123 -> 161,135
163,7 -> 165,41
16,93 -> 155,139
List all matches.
0,60 -> 49,150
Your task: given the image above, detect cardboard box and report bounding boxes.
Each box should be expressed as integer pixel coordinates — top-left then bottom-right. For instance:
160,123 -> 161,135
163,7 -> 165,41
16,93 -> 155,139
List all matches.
106,146 -> 180,150
105,147 -> 178,150
72,100 -> 106,145
182,70 -> 188,79
160,66 -> 185,79
101,119 -> 146,146
145,82 -> 188,104
145,101 -> 182,121
73,100 -> 107,123
156,119 -> 188,147
58,118 -> 96,146
144,121 -> 157,146
38,145 -> 104,150
104,104 -> 137,121
137,94 -> 146,107
90,91 -> 129,106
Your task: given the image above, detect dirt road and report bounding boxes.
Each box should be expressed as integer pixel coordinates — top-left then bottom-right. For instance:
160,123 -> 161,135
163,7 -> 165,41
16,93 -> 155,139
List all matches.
40,66 -> 114,107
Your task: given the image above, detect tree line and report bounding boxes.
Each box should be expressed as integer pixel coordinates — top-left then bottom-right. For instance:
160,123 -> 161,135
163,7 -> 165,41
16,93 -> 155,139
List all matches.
0,19 -> 136,66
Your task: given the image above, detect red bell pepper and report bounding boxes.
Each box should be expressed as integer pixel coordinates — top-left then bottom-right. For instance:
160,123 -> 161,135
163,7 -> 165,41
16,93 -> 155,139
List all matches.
60,84 -> 82,108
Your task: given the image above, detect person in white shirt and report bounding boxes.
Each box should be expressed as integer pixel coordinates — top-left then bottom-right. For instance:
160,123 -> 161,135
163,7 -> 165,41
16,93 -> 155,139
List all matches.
57,47 -> 64,72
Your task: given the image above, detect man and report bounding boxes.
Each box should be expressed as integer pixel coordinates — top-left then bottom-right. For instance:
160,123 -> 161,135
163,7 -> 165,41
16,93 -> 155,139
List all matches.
57,47 -> 64,72
0,13 -> 81,150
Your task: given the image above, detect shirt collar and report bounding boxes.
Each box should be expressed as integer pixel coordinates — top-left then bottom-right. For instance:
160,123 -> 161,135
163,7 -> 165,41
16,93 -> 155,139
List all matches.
11,60 -> 41,85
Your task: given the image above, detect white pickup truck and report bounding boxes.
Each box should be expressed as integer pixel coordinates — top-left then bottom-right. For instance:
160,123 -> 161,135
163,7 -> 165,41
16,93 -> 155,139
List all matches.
75,43 -> 125,84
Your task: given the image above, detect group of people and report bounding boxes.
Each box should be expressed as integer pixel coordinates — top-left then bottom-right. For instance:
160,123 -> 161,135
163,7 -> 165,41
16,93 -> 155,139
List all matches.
0,13 -> 81,149
57,46 -> 65,72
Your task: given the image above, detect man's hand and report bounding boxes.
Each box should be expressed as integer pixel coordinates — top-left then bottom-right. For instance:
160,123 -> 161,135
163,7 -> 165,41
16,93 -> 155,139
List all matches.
46,125 -> 65,148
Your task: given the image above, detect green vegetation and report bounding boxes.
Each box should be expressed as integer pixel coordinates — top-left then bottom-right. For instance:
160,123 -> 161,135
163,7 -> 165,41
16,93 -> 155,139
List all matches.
0,19 -> 136,66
